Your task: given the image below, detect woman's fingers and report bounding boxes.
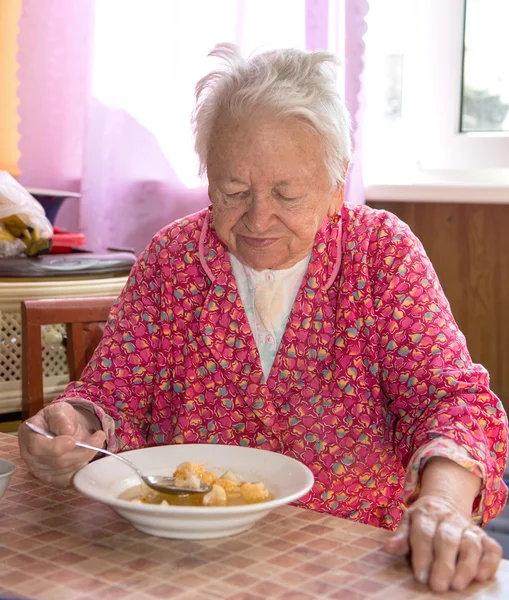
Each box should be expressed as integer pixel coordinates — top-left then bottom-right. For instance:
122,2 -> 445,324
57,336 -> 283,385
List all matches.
22,405 -> 78,460
88,428 -> 107,450
44,401 -> 80,437
451,529 -> 484,590
22,434 -> 88,472
408,508 -> 439,584
18,402 -> 105,486
21,402 -> 77,455
477,534 -> 503,582
21,446 -> 95,487
384,511 -> 410,555
385,495 -> 502,593
41,434 -> 77,458
427,518 -> 463,592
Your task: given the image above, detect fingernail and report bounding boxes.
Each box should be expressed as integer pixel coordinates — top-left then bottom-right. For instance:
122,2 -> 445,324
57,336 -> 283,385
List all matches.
417,569 -> 429,584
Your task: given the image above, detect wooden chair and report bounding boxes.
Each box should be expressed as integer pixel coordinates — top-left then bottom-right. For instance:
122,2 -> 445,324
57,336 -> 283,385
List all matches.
21,296 -> 116,420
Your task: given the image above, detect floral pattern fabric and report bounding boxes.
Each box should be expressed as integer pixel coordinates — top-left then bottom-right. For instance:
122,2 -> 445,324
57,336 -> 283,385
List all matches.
58,203 -> 508,529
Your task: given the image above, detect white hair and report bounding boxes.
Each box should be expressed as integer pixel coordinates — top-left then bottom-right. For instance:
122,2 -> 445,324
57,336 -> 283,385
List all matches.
192,43 -> 351,187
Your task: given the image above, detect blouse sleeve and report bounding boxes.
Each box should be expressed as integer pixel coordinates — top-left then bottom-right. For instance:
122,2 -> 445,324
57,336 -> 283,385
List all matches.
52,231 -> 165,452
403,438 -> 487,524
372,212 -> 508,525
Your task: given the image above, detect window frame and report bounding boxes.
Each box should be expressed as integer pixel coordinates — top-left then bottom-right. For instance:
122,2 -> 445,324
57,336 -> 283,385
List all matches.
363,0 -> 509,197
417,0 -> 509,171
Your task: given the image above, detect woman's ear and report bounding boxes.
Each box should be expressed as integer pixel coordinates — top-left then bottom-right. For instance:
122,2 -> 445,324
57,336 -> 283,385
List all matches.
327,164 -> 349,217
327,183 -> 345,217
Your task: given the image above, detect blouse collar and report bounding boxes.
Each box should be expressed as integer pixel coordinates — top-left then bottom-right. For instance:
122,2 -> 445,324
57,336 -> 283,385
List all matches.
198,206 -> 343,292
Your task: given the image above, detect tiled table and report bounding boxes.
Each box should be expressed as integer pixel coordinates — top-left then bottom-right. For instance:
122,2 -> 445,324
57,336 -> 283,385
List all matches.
1,432 -> 508,600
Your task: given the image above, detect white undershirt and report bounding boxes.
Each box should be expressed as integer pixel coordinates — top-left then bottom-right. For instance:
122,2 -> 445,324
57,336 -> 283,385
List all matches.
229,253 -> 311,380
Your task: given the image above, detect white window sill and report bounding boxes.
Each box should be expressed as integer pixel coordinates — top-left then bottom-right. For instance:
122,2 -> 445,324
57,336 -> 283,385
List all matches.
365,184 -> 509,204
364,168 -> 509,204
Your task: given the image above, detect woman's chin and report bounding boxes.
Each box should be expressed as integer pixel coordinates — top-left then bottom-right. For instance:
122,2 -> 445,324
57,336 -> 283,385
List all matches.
237,251 -> 287,271
231,240 -> 283,271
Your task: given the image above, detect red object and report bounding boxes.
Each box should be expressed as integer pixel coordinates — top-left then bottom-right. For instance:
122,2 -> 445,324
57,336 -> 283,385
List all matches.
50,226 -> 86,253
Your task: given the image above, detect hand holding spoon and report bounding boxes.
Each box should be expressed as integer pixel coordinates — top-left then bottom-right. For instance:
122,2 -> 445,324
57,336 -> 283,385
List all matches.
24,421 -> 211,495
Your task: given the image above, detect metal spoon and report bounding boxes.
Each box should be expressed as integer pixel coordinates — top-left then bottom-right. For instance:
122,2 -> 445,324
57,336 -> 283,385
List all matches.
24,421 -> 211,495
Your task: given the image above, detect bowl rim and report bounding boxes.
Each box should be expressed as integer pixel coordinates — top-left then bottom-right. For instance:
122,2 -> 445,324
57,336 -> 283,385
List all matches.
73,444 -> 314,515
0,458 -> 16,477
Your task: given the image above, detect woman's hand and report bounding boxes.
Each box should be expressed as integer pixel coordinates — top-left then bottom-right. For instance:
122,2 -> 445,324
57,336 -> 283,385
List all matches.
385,494 -> 502,592
18,401 -> 106,487
385,457 -> 503,593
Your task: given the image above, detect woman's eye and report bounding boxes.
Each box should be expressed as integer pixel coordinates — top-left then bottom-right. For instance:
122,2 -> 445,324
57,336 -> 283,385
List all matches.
225,191 -> 249,199
275,191 -> 297,201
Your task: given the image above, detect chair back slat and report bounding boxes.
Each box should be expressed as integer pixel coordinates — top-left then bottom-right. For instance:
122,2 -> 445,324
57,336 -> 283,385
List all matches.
66,322 -> 87,382
21,314 -> 44,419
21,296 -> 116,420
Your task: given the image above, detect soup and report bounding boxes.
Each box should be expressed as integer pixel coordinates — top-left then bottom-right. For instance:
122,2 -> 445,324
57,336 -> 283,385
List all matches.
118,461 -> 272,507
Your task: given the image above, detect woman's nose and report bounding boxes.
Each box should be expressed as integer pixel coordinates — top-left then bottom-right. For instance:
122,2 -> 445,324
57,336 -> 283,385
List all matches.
244,196 -> 276,233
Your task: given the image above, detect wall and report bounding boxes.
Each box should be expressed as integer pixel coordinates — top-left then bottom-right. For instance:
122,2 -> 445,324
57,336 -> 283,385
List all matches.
367,200 -> 509,412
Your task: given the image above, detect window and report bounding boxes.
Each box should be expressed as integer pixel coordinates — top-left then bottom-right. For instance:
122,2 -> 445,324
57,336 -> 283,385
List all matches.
461,0 -> 509,133
363,0 -> 509,192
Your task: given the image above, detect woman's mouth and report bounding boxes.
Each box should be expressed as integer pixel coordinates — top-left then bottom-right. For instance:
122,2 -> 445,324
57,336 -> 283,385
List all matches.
240,236 -> 278,248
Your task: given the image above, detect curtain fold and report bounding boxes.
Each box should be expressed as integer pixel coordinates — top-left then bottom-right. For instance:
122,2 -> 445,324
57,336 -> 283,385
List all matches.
305,0 -> 369,205
17,0 -> 94,192
344,0 -> 369,206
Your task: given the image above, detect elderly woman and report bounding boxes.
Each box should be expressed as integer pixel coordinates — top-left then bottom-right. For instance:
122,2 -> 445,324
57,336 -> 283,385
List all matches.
20,44 -> 507,593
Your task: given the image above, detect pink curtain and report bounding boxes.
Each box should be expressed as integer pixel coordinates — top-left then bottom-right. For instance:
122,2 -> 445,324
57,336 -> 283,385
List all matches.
344,0 -> 369,206
16,0 -> 368,255
305,0 -> 369,205
17,0 -> 94,230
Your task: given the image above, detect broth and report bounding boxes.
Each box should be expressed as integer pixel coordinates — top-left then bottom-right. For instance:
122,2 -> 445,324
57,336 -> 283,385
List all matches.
118,462 -> 273,507
118,484 -> 272,507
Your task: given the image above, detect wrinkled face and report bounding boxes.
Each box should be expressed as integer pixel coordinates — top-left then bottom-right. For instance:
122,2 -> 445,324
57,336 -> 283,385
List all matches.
207,115 -> 344,270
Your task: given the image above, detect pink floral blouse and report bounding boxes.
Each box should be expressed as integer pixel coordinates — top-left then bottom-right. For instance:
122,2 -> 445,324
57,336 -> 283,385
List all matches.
58,203 -> 508,529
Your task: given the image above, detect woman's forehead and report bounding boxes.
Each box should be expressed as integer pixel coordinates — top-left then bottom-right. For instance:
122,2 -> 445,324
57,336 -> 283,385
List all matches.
211,165 -> 317,186
209,122 -> 324,178
212,114 -> 322,152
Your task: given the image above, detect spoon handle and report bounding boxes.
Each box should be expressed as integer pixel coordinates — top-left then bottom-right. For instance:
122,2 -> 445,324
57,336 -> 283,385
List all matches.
81,443 -> 145,479
23,421 -> 144,479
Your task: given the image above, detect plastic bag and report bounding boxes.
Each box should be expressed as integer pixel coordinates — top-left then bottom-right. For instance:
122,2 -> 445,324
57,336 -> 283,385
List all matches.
0,171 -> 53,257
